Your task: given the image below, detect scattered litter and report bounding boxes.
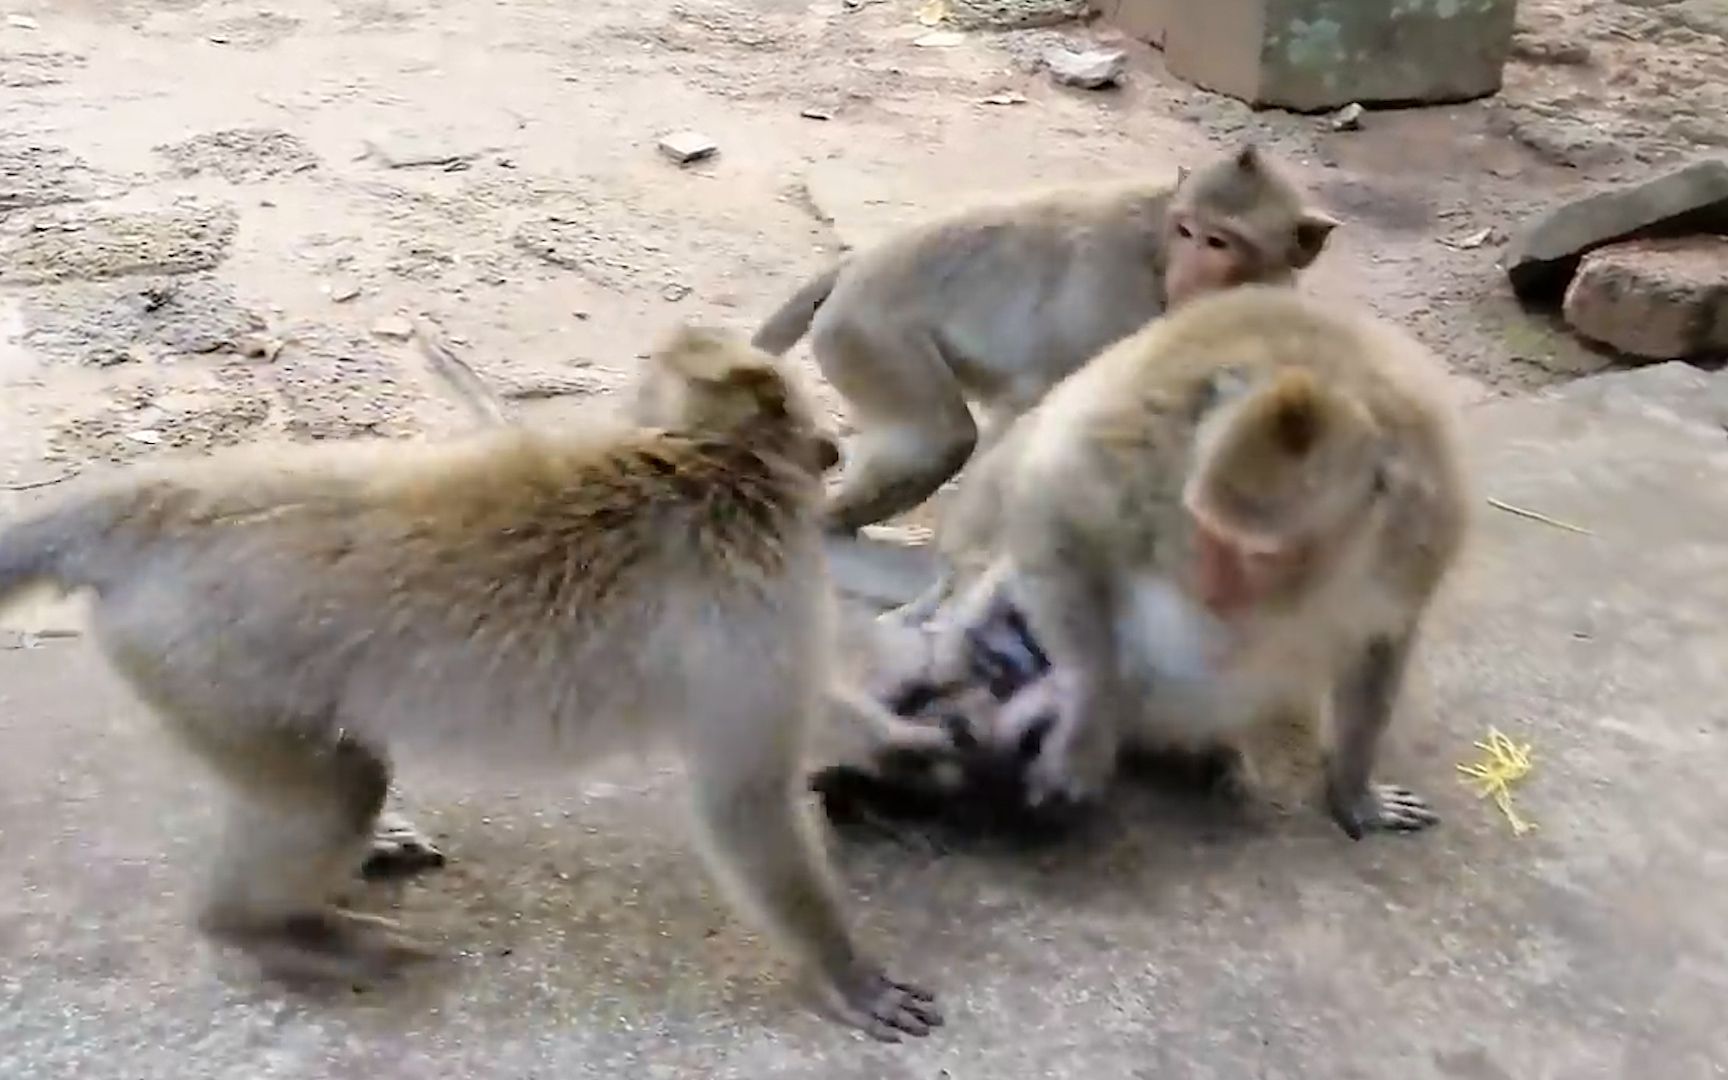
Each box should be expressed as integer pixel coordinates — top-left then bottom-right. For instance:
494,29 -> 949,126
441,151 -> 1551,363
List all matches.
371,315 -> 415,341
916,0 -> 950,26
6,14 -> 40,30
979,91 -> 1028,106
126,429 -> 164,445
914,30 -> 966,48
1330,102 -> 1364,131
1046,46 -> 1125,89
1443,227 -> 1497,250
1457,728 -> 1537,836
661,283 -> 692,302
361,133 -> 487,170
238,333 -> 288,361
657,131 -> 718,165
207,34 -> 230,45
1487,496 -> 1593,535
800,107 -> 836,121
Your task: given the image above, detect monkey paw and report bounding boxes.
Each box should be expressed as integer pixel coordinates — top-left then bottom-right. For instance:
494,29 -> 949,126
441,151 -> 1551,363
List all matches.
822,967 -> 944,1042
1328,783 -> 1439,840
361,813 -> 447,879
209,909 -> 438,985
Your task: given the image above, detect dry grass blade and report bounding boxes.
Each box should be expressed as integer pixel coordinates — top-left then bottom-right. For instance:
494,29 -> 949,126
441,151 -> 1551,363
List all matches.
1486,497 -> 1593,535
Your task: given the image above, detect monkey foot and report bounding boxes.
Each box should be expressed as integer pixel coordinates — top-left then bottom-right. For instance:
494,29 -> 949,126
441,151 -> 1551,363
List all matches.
1328,783 -> 1439,840
208,908 -> 438,984
361,814 -> 447,880
823,967 -> 944,1042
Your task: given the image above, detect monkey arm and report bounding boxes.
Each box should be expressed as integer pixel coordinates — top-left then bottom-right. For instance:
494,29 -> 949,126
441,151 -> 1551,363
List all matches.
998,484 -> 1124,809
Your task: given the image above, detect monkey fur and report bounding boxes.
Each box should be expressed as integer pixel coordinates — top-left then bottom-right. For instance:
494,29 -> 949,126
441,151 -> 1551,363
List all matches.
838,286 -> 1468,842
753,143 -> 1341,534
0,324 -> 941,1041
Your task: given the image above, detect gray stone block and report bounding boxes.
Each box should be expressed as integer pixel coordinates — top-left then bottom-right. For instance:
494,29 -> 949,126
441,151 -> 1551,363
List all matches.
1161,0 -> 1517,113
1505,158 -> 1728,301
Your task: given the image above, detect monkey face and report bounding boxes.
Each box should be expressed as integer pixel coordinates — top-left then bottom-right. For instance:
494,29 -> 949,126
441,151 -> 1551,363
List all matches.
1164,210 -> 1265,308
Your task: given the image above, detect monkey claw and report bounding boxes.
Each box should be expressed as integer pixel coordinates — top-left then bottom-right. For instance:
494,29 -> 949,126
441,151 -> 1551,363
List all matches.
3,364 -> 1728,1076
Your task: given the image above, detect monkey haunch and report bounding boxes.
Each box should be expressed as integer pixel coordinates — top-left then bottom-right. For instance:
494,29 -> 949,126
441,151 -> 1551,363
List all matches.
0,325 -> 939,1041
858,287 -> 1467,840
754,143 -> 1341,534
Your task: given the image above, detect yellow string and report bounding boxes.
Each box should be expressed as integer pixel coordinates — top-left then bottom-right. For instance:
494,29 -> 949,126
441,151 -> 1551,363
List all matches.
1456,728 -> 1537,836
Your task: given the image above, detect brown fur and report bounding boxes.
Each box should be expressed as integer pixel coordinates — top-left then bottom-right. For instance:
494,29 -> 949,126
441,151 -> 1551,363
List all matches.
0,324 -> 941,1041
753,143 -> 1341,535
916,286 -> 1468,837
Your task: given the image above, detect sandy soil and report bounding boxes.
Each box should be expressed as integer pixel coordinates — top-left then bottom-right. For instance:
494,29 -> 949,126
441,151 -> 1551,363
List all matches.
1,0 -> 1724,496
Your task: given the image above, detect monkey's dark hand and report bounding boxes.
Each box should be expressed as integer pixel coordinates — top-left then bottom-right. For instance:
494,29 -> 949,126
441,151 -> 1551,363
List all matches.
822,966 -> 944,1042
1326,781 -> 1439,840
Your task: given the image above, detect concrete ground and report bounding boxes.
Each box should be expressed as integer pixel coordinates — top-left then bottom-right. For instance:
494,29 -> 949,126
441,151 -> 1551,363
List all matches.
3,364 -> 1726,1078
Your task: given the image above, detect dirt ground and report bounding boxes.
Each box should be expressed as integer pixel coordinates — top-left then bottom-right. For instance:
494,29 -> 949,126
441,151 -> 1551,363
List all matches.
4,0 -> 1727,499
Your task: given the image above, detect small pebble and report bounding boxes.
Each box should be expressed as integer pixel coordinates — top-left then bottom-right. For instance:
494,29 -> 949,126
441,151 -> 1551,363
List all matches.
657,131 -> 718,165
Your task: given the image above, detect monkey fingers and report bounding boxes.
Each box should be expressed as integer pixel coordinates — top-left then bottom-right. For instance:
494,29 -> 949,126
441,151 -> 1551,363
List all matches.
1326,782 -> 1439,840
821,967 -> 944,1043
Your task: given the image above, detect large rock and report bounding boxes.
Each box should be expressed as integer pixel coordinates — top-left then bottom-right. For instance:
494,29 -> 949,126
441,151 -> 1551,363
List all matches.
1158,0 -> 1517,112
1505,159 -> 1728,300
1561,237 -> 1728,360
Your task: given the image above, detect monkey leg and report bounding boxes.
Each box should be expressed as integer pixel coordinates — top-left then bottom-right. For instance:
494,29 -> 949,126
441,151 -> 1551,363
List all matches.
1219,704 -> 1327,818
683,713 -> 942,1041
362,804 -> 448,880
1324,633 -> 1440,839
185,727 -> 435,982
812,323 -> 978,533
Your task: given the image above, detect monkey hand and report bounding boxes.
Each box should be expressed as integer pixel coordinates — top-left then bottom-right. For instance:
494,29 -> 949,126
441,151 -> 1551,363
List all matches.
1010,676 -> 1115,812
819,965 -> 944,1042
1325,781 -> 1439,840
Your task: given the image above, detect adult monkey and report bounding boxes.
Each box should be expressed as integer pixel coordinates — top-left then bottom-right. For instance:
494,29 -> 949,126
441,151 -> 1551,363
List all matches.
754,144 -> 1342,534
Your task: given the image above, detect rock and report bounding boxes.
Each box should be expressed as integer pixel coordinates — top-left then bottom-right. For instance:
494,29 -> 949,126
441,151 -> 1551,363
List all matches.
1561,236 -> 1728,360
370,316 -> 415,341
1330,102 -> 1364,131
1505,159 -> 1728,300
1163,0 -> 1516,111
327,279 -> 361,302
657,132 -> 718,165
1045,46 -> 1126,89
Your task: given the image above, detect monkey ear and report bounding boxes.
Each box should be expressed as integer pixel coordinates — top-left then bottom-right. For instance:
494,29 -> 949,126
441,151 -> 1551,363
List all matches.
1290,209 -> 1341,268
1235,144 -> 1263,172
1174,164 -> 1191,188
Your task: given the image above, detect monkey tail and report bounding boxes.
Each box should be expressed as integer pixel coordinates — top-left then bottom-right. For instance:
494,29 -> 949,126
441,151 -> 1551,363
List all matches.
751,263 -> 843,356
0,496 -> 128,607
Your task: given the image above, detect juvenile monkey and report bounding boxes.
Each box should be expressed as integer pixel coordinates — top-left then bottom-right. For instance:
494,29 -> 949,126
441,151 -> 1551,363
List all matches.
854,287 -> 1468,840
0,325 -> 941,1040
754,143 -> 1342,534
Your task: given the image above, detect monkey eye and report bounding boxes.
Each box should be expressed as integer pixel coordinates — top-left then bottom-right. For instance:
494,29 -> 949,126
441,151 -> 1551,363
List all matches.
1175,222 -> 1194,240
1204,234 -> 1230,251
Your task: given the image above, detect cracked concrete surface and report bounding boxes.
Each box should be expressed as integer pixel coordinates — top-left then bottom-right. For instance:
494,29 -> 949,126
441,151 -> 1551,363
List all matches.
2,364 -> 1727,1078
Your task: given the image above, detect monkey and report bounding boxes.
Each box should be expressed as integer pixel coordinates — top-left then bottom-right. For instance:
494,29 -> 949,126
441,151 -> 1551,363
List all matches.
752,143 -> 1342,535
833,285 -> 1468,841
0,324 -> 943,1040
